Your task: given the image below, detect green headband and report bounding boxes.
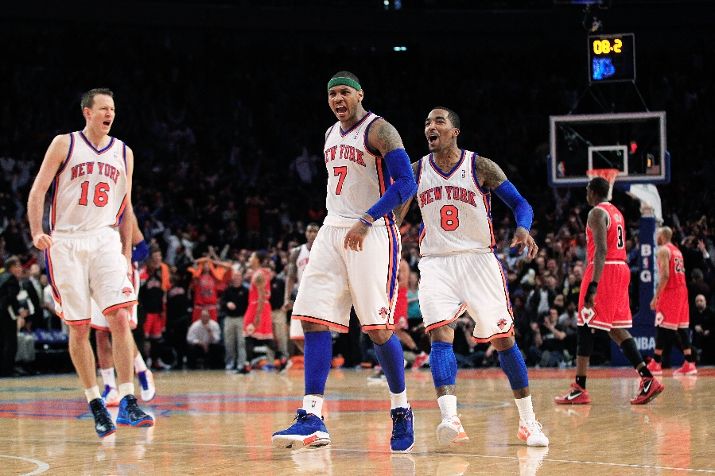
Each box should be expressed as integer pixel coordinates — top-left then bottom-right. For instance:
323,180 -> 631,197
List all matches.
327,77 -> 362,91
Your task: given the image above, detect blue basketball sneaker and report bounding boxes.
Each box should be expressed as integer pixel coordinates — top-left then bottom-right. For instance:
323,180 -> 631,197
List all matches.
116,395 -> 154,427
272,409 -> 331,449
390,407 -> 415,453
89,398 -> 116,438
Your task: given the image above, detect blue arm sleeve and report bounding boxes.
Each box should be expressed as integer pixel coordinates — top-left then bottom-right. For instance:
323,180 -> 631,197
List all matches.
493,180 -> 533,231
366,148 -> 417,221
131,240 -> 150,263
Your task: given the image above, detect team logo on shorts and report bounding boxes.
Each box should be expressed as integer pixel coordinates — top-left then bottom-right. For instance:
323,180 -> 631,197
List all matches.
122,287 -> 133,297
378,307 -> 390,320
580,307 -> 595,324
497,318 -> 508,330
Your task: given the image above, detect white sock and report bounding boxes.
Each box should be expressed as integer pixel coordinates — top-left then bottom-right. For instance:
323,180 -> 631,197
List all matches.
118,383 -> 135,399
100,368 -> 116,389
134,353 -> 148,373
85,386 -> 101,403
302,395 -> 324,418
390,390 -> 409,410
515,395 -> 536,423
437,394 -> 458,419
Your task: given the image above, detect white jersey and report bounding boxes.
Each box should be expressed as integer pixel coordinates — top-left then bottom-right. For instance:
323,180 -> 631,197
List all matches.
323,112 -> 393,227
296,244 -> 311,286
416,150 -> 495,256
50,131 -> 129,233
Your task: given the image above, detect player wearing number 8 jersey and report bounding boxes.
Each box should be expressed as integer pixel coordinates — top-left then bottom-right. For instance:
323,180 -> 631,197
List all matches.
396,107 -> 548,448
273,71 -> 417,452
27,88 -> 152,438
555,177 -> 663,405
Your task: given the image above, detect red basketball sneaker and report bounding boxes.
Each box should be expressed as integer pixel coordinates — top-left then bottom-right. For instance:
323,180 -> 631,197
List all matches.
673,361 -> 697,376
630,377 -> 664,405
646,359 -> 662,376
554,382 -> 591,405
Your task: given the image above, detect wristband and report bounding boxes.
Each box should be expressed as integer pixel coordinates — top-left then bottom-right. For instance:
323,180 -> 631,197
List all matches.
358,217 -> 373,227
586,281 -> 598,296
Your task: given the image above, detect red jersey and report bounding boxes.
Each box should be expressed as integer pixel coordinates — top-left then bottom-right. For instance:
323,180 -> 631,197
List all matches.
244,268 -> 273,340
663,242 -> 686,290
586,202 -> 627,263
194,273 -> 218,306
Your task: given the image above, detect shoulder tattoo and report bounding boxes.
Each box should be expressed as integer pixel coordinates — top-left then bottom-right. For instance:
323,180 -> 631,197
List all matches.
371,119 -> 404,156
475,156 -> 507,189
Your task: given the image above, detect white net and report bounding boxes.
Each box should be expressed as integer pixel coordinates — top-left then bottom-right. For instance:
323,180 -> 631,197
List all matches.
586,168 -> 619,200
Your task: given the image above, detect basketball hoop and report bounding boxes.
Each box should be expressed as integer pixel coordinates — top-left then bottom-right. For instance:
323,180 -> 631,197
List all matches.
586,168 -> 619,200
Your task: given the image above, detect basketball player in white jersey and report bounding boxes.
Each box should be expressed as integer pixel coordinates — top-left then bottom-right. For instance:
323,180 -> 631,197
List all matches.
92,215 -> 156,406
283,222 -> 321,352
396,107 -> 548,447
27,88 -> 153,438
273,71 -> 417,452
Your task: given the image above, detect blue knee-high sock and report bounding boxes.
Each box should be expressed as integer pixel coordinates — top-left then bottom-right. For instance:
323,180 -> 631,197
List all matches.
430,341 -> 457,388
498,343 -> 529,391
374,334 -> 406,394
304,331 -> 332,395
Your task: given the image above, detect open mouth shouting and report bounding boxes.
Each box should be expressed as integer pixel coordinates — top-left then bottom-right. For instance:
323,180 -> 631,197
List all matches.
427,131 -> 440,147
334,105 -> 348,118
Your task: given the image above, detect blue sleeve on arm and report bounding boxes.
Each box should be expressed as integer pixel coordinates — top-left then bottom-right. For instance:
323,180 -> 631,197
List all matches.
131,240 -> 150,263
366,148 -> 417,220
493,180 -> 533,231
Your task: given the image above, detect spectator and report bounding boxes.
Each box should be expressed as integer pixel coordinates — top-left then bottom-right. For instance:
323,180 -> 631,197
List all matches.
166,275 -> 192,369
189,253 -> 230,322
140,247 -> 170,368
0,257 -> 29,376
691,294 -> 714,364
22,263 -> 43,329
221,268 -> 249,371
538,307 -> 569,367
186,309 -> 223,369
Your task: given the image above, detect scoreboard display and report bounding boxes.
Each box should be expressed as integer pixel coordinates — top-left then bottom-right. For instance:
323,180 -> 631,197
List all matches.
588,33 -> 636,83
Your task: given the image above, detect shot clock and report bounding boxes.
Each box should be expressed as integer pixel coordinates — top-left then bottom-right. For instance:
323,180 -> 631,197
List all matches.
587,33 -> 635,83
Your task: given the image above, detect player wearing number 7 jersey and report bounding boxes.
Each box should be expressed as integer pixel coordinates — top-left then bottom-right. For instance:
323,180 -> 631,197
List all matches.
393,107 -> 548,448
555,177 -> 663,405
273,71 -> 417,452
27,88 -> 153,438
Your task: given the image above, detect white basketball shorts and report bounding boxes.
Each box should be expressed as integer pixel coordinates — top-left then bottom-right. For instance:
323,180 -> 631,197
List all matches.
45,227 -> 138,326
292,222 -> 401,332
418,252 -> 514,343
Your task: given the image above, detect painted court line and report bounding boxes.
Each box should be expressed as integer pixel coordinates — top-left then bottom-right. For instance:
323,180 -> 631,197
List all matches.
0,455 -> 50,475
2,437 -> 713,474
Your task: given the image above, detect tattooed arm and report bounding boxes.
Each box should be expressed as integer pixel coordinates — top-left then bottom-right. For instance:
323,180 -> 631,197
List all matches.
392,161 -> 421,227
344,118 -> 416,251
477,155 -> 538,260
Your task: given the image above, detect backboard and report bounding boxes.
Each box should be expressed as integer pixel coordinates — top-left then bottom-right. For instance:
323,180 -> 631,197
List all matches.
548,111 -> 669,187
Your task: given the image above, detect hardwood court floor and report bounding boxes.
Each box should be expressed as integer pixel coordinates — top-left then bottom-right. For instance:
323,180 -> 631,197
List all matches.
0,367 -> 713,475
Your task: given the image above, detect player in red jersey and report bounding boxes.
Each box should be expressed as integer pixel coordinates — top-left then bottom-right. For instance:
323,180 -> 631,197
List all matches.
555,177 -> 663,405
647,226 -> 697,375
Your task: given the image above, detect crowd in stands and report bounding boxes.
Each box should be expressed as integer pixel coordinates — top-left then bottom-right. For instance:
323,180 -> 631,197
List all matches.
1,23 -> 714,376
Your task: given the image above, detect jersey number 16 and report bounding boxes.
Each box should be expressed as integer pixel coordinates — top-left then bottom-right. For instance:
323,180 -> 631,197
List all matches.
78,181 -> 110,207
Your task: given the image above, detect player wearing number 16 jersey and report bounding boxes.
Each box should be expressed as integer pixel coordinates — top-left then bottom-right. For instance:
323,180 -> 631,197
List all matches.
555,177 -> 663,405
395,107 -> 548,448
27,88 -> 152,438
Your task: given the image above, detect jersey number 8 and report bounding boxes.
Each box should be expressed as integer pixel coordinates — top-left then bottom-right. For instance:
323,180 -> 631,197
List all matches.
440,205 -> 460,231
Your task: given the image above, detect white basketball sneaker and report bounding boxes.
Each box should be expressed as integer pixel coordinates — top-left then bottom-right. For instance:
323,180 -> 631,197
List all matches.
137,369 -> 156,402
517,420 -> 549,447
101,385 -> 120,407
436,416 -> 469,446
